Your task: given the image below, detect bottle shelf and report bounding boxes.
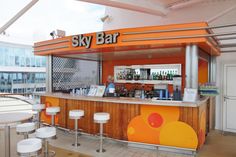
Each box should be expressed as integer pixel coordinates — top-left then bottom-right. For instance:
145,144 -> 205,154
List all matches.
199,82 -> 219,96
199,87 -> 218,91
114,64 -> 181,85
114,79 -> 173,84
199,92 -> 219,96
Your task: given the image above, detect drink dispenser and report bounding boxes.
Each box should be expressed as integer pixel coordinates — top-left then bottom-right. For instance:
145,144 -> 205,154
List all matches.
173,76 -> 182,101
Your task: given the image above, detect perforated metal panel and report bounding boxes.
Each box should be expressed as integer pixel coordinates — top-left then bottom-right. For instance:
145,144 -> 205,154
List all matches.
52,56 -> 98,92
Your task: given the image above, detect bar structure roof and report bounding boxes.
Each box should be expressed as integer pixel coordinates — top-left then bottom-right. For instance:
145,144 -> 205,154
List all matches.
34,22 -> 220,61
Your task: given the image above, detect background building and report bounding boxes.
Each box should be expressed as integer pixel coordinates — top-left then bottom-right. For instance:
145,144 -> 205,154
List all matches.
0,41 -> 46,94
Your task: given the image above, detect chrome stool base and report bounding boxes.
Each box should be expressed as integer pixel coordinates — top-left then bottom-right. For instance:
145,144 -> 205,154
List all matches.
94,112 -> 110,154
43,150 -> 56,157
69,110 -> 84,148
97,123 -> 106,153
71,118 -> 80,147
72,143 -> 80,147
42,137 -> 56,157
17,130 -> 35,139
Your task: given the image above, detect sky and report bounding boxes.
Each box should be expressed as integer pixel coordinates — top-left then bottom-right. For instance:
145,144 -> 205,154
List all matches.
0,0 -> 105,45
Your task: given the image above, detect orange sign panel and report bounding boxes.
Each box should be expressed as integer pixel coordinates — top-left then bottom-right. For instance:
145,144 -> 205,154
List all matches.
34,22 -> 220,57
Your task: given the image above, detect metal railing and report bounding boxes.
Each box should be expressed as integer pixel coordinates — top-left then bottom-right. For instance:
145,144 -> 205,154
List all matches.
0,93 -> 36,113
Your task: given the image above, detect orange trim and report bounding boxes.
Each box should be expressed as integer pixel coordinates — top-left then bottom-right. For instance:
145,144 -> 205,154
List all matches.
198,59 -> 209,84
34,22 -> 220,56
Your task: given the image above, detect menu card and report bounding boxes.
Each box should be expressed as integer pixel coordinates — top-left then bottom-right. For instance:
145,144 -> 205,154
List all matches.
87,85 -> 98,96
183,88 -> 198,102
87,85 -> 106,97
95,86 -> 106,97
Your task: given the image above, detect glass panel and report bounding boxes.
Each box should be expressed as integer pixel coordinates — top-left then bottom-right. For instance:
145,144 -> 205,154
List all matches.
52,56 -> 99,92
30,57 -> 35,67
20,57 -> 25,67
15,56 -> 20,66
36,58 -> 41,67
26,57 -> 30,67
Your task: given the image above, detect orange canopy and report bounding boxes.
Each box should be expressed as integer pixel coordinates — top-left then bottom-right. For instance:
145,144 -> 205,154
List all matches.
34,22 -> 220,60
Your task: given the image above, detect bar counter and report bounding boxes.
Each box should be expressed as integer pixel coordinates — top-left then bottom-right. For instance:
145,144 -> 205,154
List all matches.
37,92 -> 210,150
38,92 -> 208,107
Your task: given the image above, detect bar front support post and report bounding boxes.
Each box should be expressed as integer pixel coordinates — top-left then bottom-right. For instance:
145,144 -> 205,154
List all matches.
5,125 -> 10,157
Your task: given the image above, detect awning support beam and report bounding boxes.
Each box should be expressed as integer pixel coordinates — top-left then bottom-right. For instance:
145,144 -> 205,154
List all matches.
0,0 -> 39,34
77,0 -> 168,16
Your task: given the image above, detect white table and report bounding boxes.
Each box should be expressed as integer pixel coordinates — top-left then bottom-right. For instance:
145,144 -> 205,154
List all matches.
0,112 -> 33,157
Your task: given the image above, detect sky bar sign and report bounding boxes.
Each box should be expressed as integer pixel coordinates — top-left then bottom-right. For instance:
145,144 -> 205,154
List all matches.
72,32 -> 120,49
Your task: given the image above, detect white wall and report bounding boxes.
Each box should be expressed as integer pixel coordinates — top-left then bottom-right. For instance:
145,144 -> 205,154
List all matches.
102,0 -> 236,130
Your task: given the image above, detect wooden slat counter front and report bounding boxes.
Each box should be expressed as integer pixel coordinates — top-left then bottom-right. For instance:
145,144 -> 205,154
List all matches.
38,92 -> 209,150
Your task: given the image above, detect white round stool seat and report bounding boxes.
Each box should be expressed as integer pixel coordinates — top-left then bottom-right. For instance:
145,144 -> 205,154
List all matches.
46,107 -> 60,115
69,110 -> 84,119
94,112 -> 110,123
17,138 -> 42,154
16,122 -> 35,133
36,127 -> 56,139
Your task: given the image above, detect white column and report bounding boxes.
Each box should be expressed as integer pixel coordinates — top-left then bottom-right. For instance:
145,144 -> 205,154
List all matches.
209,56 -> 216,82
46,55 -> 52,92
185,45 -> 192,88
191,45 -> 199,89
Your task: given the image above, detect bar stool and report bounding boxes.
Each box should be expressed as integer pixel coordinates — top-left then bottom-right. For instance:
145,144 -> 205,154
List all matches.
17,138 -> 42,157
46,107 -> 60,126
16,122 -> 36,139
69,110 -> 84,147
36,127 -> 56,157
94,112 -> 110,153
32,104 -> 45,128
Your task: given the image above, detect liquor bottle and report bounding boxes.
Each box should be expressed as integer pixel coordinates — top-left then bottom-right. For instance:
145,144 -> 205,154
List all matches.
149,73 -> 152,80
166,71 -> 170,80
152,72 -> 155,80
162,71 -> 165,80
158,71 -> 162,80
175,70 -> 178,75
169,71 -> 173,80
168,71 -> 171,80
127,71 -> 133,80
156,72 -> 158,80
164,72 -> 167,80
172,70 -> 175,77
117,72 -> 121,80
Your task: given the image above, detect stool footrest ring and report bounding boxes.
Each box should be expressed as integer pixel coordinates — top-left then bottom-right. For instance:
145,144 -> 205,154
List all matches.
72,143 -> 81,147
95,133 -> 108,137
17,129 -> 35,135
96,149 -> 106,153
